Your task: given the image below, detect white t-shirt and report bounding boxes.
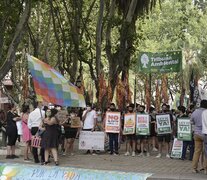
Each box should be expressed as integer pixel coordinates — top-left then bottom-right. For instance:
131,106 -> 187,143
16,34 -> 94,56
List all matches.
28,108 -> 45,129
82,110 -> 97,129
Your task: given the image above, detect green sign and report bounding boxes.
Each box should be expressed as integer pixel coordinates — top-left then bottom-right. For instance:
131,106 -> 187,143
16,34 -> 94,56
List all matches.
136,114 -> 150,135
138,51 -> 182,73
156,114 -> 172,135
177,118 -> 192,141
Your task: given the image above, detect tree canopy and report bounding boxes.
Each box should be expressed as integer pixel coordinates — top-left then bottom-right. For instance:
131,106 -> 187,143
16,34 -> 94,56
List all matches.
1,0 -> 207,109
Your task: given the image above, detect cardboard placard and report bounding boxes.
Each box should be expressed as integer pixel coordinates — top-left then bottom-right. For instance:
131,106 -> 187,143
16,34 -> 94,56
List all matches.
105,112 -> 121,133
123,113 -> 136,135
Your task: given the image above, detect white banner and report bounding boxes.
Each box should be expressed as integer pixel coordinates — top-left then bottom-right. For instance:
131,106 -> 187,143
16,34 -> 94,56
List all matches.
79,131 -> 105,150
0,97 -> 9,104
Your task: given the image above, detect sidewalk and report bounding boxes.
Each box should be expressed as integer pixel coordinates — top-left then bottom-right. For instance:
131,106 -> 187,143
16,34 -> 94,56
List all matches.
0,141 -> 206,180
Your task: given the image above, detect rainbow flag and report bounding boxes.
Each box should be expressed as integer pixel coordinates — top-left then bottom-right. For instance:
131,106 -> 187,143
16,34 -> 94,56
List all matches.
27,55 -> 86,107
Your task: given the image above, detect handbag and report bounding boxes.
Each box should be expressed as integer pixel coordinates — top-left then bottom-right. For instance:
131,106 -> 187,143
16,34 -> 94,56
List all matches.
31,135 -> 41,148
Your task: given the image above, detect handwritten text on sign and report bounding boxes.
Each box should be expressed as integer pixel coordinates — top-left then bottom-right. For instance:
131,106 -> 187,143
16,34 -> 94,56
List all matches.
79,131 -> 105,150
0,163 -> 152,180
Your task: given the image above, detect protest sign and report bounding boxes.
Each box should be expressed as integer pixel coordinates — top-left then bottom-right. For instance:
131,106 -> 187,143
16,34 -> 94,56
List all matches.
177,118 -> 192,141
138,51 -> 182,73
136,114 -> 150,135
123,113 -> 136,135
171,138 -> 183,158
71,117 -> 81,128
79,131 -> 105,150
156,114 -> 171,135
105,112 -> 121,133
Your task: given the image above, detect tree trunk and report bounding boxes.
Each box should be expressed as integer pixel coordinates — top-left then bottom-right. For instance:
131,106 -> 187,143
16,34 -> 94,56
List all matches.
106,0 -> 138,99
96,0 -> 104,103
0,18 -> 6,62
0,0 -> 31,81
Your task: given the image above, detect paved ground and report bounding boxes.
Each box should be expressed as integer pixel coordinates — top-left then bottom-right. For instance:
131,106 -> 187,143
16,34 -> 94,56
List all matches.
0,140 -> 206,180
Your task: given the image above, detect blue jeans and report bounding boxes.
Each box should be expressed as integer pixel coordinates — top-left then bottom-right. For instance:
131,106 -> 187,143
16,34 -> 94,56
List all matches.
108,133 -> 119,154
181,140 -> 194,160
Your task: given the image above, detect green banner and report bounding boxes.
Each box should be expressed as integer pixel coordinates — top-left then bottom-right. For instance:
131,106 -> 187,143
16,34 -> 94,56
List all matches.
136,114 -> 150,135
177,118 -> 192,141
138,51 -> 182,73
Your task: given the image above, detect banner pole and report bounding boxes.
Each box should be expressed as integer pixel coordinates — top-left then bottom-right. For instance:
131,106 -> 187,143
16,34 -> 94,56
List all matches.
134,74 -> 137,109
149,73 -> 152,112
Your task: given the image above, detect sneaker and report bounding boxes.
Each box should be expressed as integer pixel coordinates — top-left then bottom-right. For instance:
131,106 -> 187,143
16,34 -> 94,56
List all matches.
156,153 -> 161,158
62,153 -> 66,156
137,153 -> 144,157
70,153 -> 74,156
11,155 -> 19,158
6,155 -> 13,159
192,169 -> 199,173
85,150 -> 91,154
132,151 -> 135,157
113,152 -> 119,156
152,147 -> 158,152
146,152 -> 150,157
166,154 -> 170,158
125,151 -> 130,156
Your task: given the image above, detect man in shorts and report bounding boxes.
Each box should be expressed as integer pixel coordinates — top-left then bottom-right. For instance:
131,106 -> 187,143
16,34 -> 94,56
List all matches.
137,105 -> 150,157
156,103 -> 172,158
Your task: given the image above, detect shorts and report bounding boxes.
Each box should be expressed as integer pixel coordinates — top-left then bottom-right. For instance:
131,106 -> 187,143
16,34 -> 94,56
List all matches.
65,129 -> 78,139
126,134 -> 136,141
136,135 -> 149,140
157,134 -> 171,143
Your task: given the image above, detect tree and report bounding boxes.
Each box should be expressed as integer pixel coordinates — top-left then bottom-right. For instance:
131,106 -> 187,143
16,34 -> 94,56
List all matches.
0,0 -> 32,81
133,0 -> 207,107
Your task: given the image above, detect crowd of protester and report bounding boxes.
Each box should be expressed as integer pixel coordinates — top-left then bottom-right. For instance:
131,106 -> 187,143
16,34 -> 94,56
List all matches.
0,100 -> 207,175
